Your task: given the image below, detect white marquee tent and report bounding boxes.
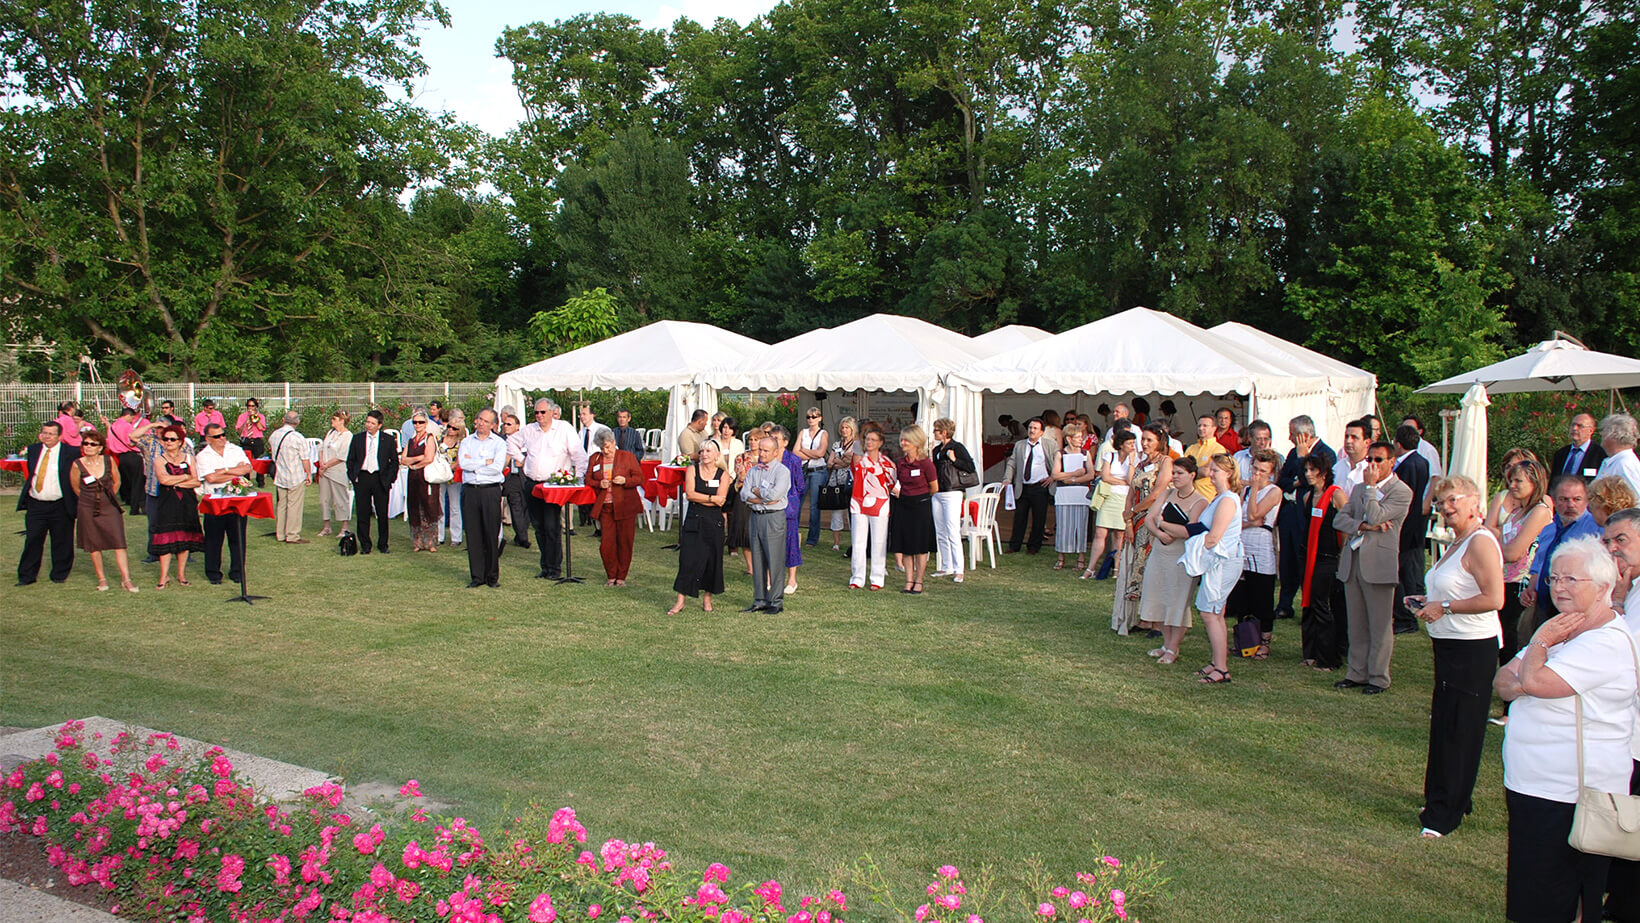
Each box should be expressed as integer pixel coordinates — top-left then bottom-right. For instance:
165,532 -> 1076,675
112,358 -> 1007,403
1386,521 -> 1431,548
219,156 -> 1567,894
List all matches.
493,320 -> 768,454
699,314 -> 987,427
969,324 -> 1054,357
942,307 -> 1377,453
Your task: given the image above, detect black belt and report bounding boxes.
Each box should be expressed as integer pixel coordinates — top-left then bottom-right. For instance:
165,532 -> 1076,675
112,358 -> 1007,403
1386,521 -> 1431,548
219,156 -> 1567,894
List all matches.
468,482 -> 502,489
752,508 -> 785,514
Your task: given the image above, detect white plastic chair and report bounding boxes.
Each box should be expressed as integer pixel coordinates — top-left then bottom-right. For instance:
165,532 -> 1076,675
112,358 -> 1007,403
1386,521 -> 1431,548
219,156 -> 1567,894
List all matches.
642,486 -> 673,532
962,491 -> 1002,570
644,429 -> 663,456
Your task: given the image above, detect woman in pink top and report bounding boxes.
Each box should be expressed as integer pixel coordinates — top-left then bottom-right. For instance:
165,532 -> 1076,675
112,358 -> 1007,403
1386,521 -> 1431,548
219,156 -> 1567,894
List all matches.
53,401 -> 83,447
236,398 -> 269,486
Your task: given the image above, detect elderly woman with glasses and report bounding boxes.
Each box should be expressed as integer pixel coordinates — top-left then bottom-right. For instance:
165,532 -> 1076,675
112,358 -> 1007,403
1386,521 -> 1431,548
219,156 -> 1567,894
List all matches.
399,411 -> 441,552
1495,536 -> 1637,920
1407,475 -> 1505,838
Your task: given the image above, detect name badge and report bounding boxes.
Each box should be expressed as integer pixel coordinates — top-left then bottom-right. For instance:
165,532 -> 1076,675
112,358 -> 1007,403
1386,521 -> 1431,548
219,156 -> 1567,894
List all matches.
908,469 -> 922,477
1584,467 -> 1598,477
591,464 -> 601,474
82,475 -> 97,484
1310,506 -> 1324,518
707,479 -> 720,487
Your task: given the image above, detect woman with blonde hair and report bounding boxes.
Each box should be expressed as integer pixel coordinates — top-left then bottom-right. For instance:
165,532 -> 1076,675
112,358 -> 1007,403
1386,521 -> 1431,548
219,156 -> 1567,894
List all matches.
796,406 -> 831,547
1588,475 -> 1638,526
1411,475 -> 1505,837
827,416 -> 863,551
890,423 -> 939,593
1052,421 -> 1093,571
316,411 -> 353,537
399,410 -> 441,552
1191,455 -> 1244,684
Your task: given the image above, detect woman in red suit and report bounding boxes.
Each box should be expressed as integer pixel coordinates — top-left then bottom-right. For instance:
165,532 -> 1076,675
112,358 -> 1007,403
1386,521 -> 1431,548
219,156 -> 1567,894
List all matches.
586,432 -> 644,586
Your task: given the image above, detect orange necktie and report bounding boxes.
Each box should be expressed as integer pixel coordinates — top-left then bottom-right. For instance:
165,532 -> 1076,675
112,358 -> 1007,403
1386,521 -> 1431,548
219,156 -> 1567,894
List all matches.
34,446 -> 51,495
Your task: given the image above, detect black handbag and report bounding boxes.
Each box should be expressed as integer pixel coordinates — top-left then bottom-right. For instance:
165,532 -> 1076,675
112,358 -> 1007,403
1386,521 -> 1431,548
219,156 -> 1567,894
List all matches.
818,483 -> 850,510
1234,618 -> 1263,658
936,444 -> 980,490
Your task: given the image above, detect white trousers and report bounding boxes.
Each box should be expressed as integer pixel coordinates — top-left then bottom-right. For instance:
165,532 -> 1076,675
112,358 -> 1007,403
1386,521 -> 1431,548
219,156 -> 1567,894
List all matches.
850,512 -> 889,588
931,489 -> 966,575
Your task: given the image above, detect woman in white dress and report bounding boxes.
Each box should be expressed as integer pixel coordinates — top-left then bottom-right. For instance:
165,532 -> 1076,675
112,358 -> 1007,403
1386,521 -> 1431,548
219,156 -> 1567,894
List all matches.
1052,422 -> 1093,571
1190,455 -> 1244,684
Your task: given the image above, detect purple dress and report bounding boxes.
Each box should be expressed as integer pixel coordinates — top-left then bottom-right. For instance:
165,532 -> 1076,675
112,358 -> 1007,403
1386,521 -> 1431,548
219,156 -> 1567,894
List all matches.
782,449 -> 805,565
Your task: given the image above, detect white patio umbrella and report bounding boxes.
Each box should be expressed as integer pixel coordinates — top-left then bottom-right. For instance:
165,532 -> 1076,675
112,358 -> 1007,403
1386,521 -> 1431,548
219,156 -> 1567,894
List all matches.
1448,383 -> 1491,492
1416,336 -> 1640,394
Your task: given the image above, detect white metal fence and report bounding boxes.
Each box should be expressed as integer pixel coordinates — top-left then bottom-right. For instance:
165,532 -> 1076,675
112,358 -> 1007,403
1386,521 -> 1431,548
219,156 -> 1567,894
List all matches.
0,382 -> 494,441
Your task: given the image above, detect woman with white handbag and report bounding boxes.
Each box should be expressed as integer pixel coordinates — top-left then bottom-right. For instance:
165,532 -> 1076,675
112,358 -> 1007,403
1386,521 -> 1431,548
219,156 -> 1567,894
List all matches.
1494,536 -> 1638,922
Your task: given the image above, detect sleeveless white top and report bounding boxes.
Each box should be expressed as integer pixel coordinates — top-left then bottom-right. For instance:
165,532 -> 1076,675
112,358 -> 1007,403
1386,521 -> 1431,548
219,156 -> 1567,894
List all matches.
799,428 -> 826,468
1426,528 -> 1504,643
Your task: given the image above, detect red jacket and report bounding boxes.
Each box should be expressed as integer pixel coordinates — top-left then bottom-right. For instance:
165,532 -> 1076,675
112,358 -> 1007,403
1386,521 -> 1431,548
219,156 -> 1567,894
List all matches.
585,450 -> 643,521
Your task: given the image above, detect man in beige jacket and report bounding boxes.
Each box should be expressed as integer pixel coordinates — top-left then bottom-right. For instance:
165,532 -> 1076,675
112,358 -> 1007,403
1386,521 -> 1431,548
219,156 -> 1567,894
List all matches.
1333,440 -> 1413,694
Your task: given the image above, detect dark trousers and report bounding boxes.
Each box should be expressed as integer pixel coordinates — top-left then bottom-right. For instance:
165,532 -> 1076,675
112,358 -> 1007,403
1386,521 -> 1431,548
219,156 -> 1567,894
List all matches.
117,450 -> 145,512
354,471 -> 391,551
1393,543 -> 1427,632
462,483 -> 503,585
526,481 -> 563,576
1227,570 -> 1277,633
502,471 -> 531,543
1604,761 -> 1640,922
1300,557 -> 1347,669
241,437 -> 266,485
1507,788 -> 1609,922
202,512 -> 244,583
18,496 -> 74,584
144,494 -> 159,558
1276,515 -> 1307,612
1008,482 -> 1051,552
1420,637 -> 1496,835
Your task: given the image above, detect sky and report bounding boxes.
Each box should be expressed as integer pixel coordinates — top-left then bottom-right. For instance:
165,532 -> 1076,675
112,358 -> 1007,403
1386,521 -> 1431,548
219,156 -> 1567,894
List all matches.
406,0 -> 781,137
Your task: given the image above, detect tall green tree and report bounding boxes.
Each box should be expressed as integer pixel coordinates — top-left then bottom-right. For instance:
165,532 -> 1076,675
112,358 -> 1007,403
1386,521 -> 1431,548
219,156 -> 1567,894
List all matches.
0,0 -> 469,380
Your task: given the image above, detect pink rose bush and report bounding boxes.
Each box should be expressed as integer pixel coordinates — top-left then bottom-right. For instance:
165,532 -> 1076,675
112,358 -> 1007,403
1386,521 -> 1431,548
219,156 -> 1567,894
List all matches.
1,721 -> 1161,923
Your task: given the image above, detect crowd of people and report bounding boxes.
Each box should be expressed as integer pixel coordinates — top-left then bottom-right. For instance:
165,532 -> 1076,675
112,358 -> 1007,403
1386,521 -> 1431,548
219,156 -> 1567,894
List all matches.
20,393 -> 1640,917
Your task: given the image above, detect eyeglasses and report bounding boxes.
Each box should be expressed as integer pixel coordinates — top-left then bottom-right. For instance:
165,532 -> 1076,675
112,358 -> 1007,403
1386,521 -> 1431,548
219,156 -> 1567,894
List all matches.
1546,575 -> 1596,587
807,415 -> 821,419
207,434 -> 226,440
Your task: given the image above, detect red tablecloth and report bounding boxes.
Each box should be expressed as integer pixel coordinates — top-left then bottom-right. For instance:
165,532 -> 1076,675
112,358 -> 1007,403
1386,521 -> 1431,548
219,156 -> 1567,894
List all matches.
533,483 -> 596,506
0,458 -> 25,474
655,464 -> 688,489
251,458 -> 273,476
969,499 -> 980,525
641,459 -> 661,481
199,492 -> 275,519
982,443 -> 1010,472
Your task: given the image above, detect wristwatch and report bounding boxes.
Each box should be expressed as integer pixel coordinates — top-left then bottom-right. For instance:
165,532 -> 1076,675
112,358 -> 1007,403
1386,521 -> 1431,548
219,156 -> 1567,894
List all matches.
1440,600 -> 1452,617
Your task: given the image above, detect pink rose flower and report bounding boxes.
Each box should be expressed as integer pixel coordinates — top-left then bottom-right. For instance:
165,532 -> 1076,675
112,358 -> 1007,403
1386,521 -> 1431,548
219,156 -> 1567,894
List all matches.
938,865 -> 960,880
399,780 -> 422,798
1036,903 -> 1055,917
937,894 -> 961,911
528,892 -> 557,923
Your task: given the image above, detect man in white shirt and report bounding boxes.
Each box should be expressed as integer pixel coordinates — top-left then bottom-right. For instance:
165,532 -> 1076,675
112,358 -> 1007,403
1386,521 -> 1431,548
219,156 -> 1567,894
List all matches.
267,411 -> 310,544
1597,413 -> 1640,498
460,409 -> 510,589
1234,420 -> 1274,484
196,424 -> 254,585
16,420 -> 80,586
1332,419 -> 1370,500
508,398 -> 588,579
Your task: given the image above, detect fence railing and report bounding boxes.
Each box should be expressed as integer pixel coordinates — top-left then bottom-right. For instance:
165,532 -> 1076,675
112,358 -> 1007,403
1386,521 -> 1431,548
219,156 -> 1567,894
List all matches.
0,382 -> 494,442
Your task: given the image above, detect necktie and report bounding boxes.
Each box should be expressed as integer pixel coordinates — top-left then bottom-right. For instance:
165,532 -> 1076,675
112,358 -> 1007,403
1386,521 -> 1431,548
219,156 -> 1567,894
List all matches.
583,430 -> 591,452
34,445 -> 51,494
1567,447 -> 1582,475
1024,443 -> 1035,482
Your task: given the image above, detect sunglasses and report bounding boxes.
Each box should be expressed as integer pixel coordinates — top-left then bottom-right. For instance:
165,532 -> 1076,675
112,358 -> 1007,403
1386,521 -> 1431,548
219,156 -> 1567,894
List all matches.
161,437 -> 181,443
207,434 -> 226,439
535,410 -> 550,415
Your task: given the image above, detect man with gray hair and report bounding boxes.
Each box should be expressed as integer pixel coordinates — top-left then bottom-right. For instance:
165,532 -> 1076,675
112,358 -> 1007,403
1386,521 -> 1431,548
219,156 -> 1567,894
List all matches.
1596,413 -> 1640,498
740,436 -> 790,613
268,410 -> 310,543
508,397 -> 587,579
1604,508 -> 1640,627
1274,415 -> 1337,619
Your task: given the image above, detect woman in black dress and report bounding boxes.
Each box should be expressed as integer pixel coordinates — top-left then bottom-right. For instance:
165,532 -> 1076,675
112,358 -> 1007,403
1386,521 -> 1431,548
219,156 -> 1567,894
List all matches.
669,441 -> 732,614
400,412 -> 440,552
150,424 -> 205,589
1298,454 -> 1349,671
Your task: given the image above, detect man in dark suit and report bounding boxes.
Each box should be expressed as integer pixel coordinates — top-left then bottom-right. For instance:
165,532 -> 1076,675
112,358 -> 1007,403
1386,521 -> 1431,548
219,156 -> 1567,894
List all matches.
1001,417 -> 1058,555
346,409 -> 400,554
1550,413 -> 1606,482
16,420 -> 80,585
1391,424 -> 1433,635
1275,414 -> 1337,619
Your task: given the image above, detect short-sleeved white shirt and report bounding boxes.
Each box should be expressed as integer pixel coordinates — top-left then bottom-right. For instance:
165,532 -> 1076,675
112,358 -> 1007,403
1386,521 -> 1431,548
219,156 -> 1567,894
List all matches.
196,442 -> 251,497
1503,620 -> 1640,802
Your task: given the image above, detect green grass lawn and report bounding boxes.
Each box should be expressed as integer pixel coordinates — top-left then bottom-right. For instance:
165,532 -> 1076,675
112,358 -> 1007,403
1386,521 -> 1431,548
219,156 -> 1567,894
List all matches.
0,494 -> 1507,921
